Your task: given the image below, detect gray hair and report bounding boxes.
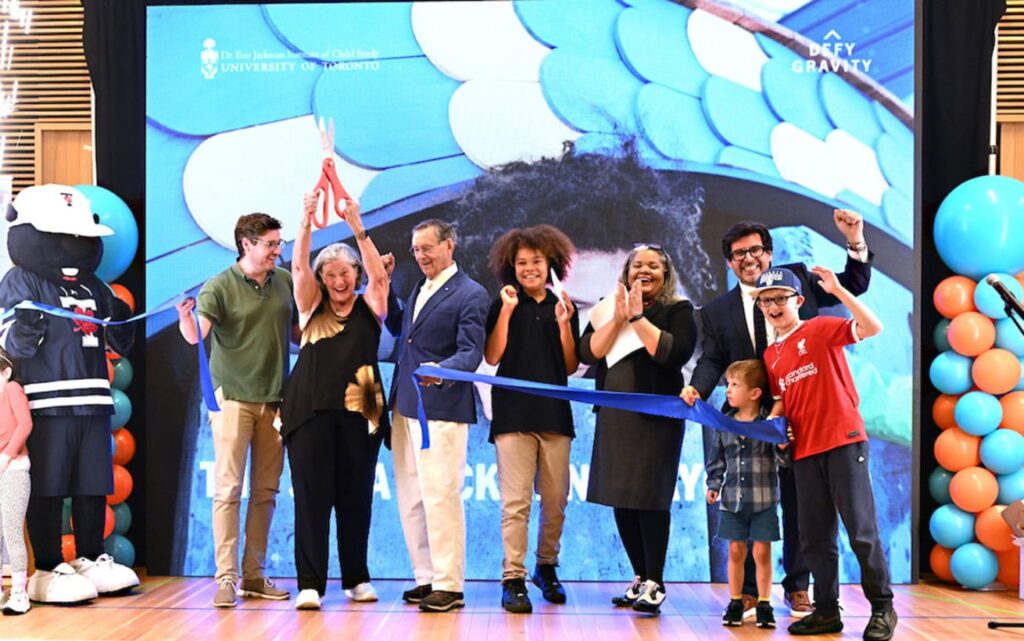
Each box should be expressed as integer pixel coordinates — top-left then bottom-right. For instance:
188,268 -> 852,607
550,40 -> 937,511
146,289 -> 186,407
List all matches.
312,242 -> 363,286
413,218 -> 457,249
619,244 -> 682,305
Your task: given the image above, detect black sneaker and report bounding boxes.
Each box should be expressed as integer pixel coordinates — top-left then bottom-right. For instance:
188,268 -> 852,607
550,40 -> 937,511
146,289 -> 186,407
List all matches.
501,579 -> 533,614
418,590 -> 466,612
611,575 -> 643,607
532,564 -> 567,604
402,583 -> 432,603
631,580 -> 665,615
788,609 -> 844,635
755,601 -> 776,629
863,609 -> 898,641
722,598 -> 745,626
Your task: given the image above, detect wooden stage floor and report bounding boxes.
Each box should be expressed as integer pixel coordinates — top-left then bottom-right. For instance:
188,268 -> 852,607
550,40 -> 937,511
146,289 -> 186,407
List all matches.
3,576 -> 1024,640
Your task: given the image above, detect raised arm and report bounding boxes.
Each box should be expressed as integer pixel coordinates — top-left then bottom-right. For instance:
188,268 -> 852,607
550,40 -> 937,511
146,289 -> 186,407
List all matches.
484,286 -> 517,366
344,202 -> 389,321
292,192 -> 323,325
811,265 -> 883,340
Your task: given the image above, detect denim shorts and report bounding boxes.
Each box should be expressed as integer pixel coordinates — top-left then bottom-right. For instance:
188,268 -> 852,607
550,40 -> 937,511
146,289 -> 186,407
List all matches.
717,504 -> 780,542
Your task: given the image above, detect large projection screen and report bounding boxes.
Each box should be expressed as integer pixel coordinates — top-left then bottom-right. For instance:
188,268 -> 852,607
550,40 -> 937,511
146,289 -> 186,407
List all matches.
145,0 -> 915,583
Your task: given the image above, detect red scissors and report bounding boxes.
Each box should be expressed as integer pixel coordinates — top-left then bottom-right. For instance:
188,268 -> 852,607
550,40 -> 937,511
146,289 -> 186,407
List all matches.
311,117 -> 353,229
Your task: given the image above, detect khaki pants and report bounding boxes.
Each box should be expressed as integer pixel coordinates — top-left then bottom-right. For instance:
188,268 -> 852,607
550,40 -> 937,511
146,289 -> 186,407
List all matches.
391,411 -> 468,592
495,432 -> 571,582
209,393 -> 283,584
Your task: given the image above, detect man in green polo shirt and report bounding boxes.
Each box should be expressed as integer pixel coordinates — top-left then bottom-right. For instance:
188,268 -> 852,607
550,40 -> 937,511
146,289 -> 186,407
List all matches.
176,213 -> 294,608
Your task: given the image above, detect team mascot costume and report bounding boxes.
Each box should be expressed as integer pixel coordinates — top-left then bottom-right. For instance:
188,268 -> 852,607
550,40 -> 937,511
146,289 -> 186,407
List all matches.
0,184 -> 138,603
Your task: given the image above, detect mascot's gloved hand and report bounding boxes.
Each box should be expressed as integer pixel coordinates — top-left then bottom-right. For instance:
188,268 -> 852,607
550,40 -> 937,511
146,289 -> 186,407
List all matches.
10,307 -> 47,356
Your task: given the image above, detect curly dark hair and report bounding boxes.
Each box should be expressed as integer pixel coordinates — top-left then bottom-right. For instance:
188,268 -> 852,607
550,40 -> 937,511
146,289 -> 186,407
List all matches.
453,140 -> 715,299
487,224 -> 575,287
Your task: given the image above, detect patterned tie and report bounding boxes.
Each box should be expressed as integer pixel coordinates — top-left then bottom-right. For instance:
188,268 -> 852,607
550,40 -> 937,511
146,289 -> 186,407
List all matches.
753,302 -> 768,357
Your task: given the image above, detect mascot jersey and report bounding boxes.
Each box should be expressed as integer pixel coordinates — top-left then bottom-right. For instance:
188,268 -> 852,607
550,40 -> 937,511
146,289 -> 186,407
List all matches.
0,268 -> 117,416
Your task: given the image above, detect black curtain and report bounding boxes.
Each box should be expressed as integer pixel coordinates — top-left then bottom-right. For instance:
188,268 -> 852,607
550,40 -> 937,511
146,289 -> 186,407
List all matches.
920,0 -> 1006,577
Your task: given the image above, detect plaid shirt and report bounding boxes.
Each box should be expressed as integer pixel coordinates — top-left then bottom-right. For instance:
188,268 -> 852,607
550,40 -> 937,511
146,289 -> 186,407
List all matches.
705,409 -> 790,513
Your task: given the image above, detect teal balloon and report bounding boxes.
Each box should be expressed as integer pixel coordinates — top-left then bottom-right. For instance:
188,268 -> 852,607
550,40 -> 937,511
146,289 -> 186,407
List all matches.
929,467 -> 954,504
930,352 -> 974,395
950,542 -> 999,589
998,467 -> 1024,504
112,357 -> 133,391
929,504 -> 976,548
954,391 -> 1002,436
996,317 -> 1024,356
103,533 -> 135,567
1016,357 -> 1024,392
73,184 -> 138,282
934,318 -> 952,352
61,498 -> 72,535
934,175 -> 1024,279
112,502 -> 132,536
975,274 -> 1024,320
980,428 -> 1024,474
111,388 -> 131,430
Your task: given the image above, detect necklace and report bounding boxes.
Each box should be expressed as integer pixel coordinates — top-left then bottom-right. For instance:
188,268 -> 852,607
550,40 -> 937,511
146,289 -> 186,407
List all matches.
772,320 -> 802,358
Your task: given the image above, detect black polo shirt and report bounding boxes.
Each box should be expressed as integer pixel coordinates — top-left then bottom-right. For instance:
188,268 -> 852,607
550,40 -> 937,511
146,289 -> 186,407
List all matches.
485,290 -> 579,440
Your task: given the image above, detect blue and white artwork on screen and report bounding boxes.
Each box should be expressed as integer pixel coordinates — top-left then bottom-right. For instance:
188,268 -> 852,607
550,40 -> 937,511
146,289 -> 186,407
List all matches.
145,0 -> 915,583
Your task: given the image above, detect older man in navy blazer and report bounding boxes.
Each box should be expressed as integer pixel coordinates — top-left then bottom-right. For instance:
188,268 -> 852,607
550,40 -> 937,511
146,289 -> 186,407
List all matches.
681,211 -> 872,621
385,218 -> 489,613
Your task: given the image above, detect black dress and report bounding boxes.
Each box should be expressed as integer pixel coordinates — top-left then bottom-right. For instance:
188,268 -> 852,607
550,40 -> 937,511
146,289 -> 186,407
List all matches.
580,299 -> 697,510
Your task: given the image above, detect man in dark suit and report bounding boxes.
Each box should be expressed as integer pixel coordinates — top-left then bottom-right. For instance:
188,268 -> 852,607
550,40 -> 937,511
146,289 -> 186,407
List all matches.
384,219 -> 489,613
681,210 -> 872,619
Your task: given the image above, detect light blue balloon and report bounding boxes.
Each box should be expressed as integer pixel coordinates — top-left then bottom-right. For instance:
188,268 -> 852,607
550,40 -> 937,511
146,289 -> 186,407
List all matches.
934,175 -> 1024,279
998,467 -> 1024,504
112,357 -> 133,391
935,318 -> 952,352
112,502 -> 132,536
980,428 -> 1024,474
929,504 -> 976,548
975,273 -> 1024,320
954,391 -> 1003,436
111,388 -> 131,430
929,352 -> 974,395
103,533 -> 135,567
996,317 -> 1024,356
929,467 -> 954,504
74,184 -> 139,283
950,542 -> 999,589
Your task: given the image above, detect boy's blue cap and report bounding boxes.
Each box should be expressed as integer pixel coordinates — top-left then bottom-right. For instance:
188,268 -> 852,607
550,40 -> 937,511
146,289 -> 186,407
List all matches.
748,267 -> 802,298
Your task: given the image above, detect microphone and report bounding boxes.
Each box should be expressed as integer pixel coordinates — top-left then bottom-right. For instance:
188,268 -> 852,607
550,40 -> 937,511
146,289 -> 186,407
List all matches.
985,274 -> 1024,319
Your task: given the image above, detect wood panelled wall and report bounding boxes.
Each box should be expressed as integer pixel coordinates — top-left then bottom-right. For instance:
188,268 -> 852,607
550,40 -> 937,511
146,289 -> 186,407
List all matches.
0,0 -> 92,194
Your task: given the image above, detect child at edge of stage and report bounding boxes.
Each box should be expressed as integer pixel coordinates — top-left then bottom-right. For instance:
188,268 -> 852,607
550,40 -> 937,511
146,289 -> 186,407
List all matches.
0,347 -> 33,615
706,358 -> 789,629
751,266 -> 897,641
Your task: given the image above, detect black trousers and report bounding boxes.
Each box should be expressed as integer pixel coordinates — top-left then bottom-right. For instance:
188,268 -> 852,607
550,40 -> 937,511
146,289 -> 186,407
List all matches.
27,495 -> 106,571
742,465 -> 811,596
613,507 -> 670,585
287,411 -> 382,594
793,441 -> 893,614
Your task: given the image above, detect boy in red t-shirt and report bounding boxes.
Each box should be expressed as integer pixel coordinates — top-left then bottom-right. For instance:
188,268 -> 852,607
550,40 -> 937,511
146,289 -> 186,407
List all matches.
750,266 -> 895,641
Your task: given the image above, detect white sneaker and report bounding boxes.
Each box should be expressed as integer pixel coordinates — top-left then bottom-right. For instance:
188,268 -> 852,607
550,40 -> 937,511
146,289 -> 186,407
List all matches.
611,575 -> 644,606
70,554 -> 140,594
27,563 -> 98,604
295,589 -> 321,610
632,580 -> 666,614
344,582 -> 378,602
2,588 -> 30,615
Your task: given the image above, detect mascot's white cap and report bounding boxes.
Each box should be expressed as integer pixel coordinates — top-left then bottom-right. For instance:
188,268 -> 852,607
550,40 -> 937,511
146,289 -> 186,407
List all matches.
9,184 -> 113,237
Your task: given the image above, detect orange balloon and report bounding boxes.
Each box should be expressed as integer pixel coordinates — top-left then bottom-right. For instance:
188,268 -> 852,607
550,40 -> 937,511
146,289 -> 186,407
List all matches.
934,427 -> 982,471
109,283 -> 135,313
950,466 -> 1000,512
1017,272 -> 1024,292
104,504 -> 115,540
106,358 -> 114,385
61,533 -> 76,563
107,349 -> 121,363
999,548 -> 1021,586
107,464 -> 133,506
933,394 -> 960,430
972,348 -> 1022,395
934,276 -> 978,319
112,428 -> 136,466
948,312 -> 996,356
1001,391 -> 1024,435
976,505 -> 1016,551
930,544 -> 955,582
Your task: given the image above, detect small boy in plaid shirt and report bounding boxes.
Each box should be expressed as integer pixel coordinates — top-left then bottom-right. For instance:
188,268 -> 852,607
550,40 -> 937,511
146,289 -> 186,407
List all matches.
706,359 -> 790,629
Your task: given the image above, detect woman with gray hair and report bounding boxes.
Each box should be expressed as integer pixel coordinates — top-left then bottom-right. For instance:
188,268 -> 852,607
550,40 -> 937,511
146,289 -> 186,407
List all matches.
280,193 -> 391,611
579,243 -> 697,616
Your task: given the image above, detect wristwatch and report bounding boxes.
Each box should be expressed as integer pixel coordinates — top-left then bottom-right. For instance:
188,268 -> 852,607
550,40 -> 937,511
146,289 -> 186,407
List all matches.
846,240 -> 867,253
628,312 -> 645,323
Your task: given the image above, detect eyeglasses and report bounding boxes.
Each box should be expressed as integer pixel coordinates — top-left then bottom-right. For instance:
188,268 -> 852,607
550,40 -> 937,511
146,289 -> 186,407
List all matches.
249,238 -> 284,250
755,293 -> 797,308
729,245 -> 766,261
409,243 -> 440,257
633,242 -> 663,251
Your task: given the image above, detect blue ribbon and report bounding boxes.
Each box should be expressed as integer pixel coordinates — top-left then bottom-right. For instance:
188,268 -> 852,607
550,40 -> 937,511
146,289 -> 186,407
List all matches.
411,365 -> 787,449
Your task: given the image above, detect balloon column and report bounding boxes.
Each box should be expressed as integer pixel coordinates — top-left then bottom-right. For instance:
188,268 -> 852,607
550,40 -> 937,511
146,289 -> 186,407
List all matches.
930,175 -> 1024,589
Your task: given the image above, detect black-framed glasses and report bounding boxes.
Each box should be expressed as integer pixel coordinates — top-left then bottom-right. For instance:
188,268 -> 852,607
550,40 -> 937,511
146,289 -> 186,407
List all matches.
756,293 -> 797,308
729,245 -> 765,261
633,242 -> 663,251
